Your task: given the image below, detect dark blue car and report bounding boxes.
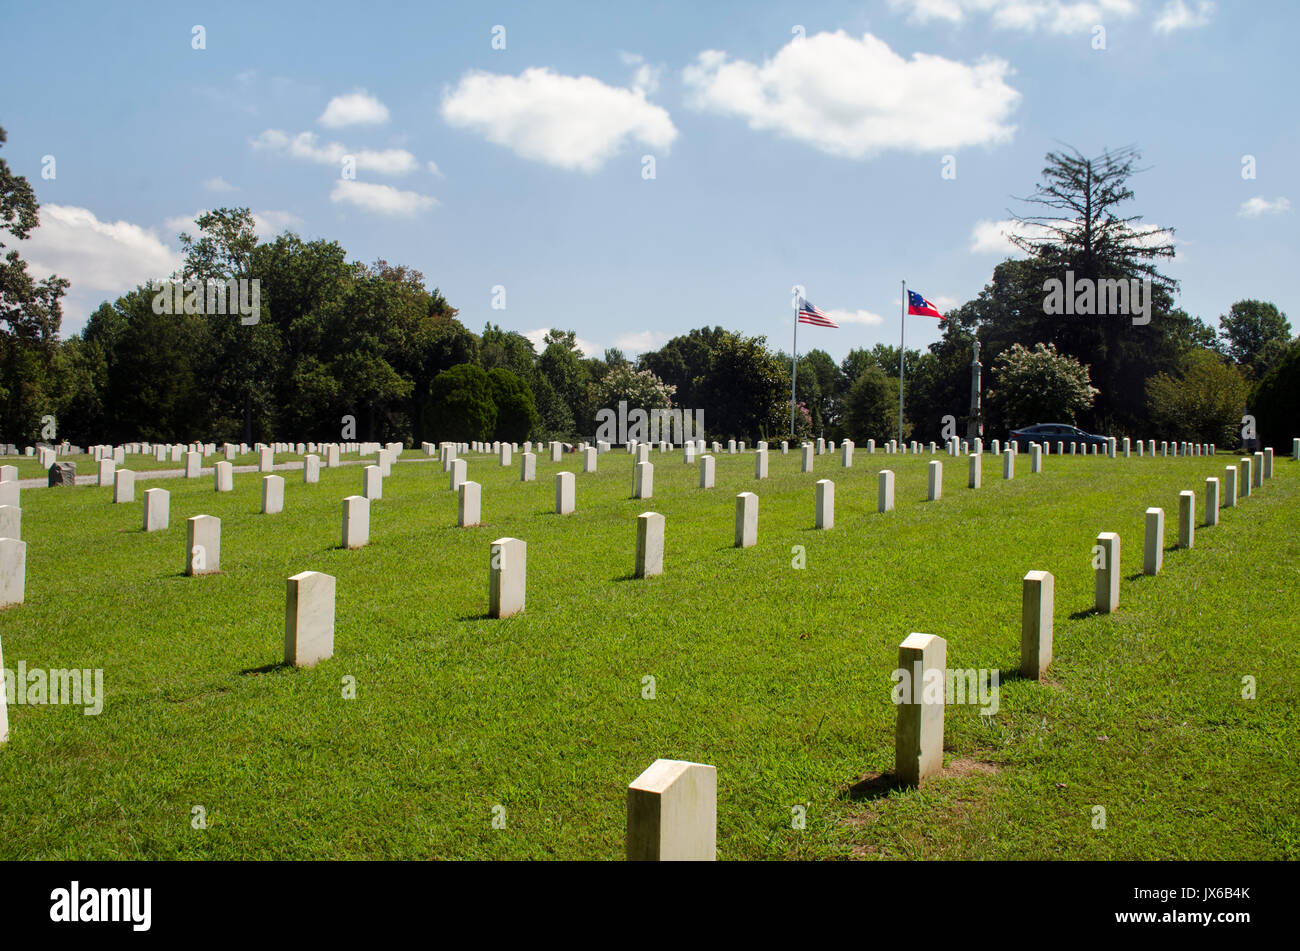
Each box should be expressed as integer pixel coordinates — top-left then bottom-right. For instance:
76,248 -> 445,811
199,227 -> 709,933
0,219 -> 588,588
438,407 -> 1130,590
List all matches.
1008,423 -> 1109,452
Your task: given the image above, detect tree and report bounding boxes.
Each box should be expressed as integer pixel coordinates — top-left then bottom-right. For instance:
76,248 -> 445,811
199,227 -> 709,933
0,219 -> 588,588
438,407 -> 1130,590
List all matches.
1250,339 -> 1300,450
841,366 -> 903,443
486,367 -> 538,442
429,364 -> 496,442
536,329 -> 589,438
589,364 -> 675,420
638,327 -> 726,409
697,331 -> 788,439
1218,300 -> 1291,380
1146,349 -> 1250,444
0,126 -> 68,442
986,342 -> 1098,431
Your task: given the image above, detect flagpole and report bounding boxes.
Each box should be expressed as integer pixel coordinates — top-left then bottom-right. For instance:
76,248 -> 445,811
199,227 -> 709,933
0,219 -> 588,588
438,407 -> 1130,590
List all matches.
790,293 -> 799,438
898,280 -> 905,448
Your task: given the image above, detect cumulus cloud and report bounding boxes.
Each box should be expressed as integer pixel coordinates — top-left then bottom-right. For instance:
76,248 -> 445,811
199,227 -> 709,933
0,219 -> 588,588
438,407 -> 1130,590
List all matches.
682,31 -> 1020,159
329,180 -> 437,217
203,176 -> 237,192
1153,0 -> 1214,33
612,330 -> 668,354
890,0 -> 1139,33
825,308 -> 886,326
524,328 -> 595,357
164,209 -> 304,240
1238,196 -> 1291,218
250,129 -> 418,175
970,217 -> 1175,254
441,67 -> 677,172
318,89 -> 391,128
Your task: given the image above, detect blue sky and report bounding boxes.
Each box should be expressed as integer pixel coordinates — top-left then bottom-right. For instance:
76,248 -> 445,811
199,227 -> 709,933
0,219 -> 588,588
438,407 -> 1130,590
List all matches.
4,0 -> 1295,363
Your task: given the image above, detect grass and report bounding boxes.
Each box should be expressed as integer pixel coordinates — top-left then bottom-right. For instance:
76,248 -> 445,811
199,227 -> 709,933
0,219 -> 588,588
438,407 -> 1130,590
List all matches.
0,444 -> 1295,860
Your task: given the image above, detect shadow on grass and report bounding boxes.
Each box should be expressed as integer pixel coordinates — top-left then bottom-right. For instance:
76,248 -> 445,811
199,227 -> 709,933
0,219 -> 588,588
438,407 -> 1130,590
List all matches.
240,661 -> 288,676
457,611 -> 494,622
1068,606 -> 1101,620
846,772 -> 908,801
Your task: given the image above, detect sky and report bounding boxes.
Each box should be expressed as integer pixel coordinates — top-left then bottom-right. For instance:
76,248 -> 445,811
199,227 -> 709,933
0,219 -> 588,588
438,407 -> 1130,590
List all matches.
3,0 -> 1296,364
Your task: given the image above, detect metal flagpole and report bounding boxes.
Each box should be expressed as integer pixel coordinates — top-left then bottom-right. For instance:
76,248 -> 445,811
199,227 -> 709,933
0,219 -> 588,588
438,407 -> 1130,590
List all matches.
898,280 -> 905,448
790,292 -> 799,438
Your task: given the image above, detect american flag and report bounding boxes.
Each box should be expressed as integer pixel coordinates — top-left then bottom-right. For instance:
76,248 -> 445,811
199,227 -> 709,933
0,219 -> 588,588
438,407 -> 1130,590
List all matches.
797,298 -> 838,328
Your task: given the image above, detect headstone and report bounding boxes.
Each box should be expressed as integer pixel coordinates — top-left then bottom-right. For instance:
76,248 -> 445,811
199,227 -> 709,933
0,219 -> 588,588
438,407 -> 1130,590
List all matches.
1122,437 -> 1130,458
363,465 -> 383,500
520,452 -> 536,482
626,759 -> 716,861
1021,571 -> 1054,680
815,479 -> 834,530
489,537 -> 526,618
1031,443 -> 1042,473
754,447 -> 768,480
327,444 -> 340,468
450,458 -> 467,492
262,474 -> 285,514
734,492 -> 757,548
225,443 -> 237,461
0,537 -> 26,607
683,443 -> 695,465
499,443 -> 512,467
171,445 -> 183,463
259,447 -> 273,472
0,482 -> 15,508
635,512 -> 665,578
98,457 -> 115,486
214,460 -> 234,492
1263,447 -> 1273,479
801,444 -> 813,473
1143,508 -> 1164,575
1178,490 -> 1195,549
927,460 -> 941,501
1293,438 -> 1300,461
0,465 -> 15,482
583,447 -> 597,473
183,450 -> 200,479
342,496 -> 369,548
895,632 -> 946,786
699,455 -> 715,489
113,468 -> 134,503
1251,451 -> 1264,488
841,441 -> 854,468
1223,466 -> 1238,507
186,515 -> 221,576
48,462 -> 76,487
550,441 -> 562,463
556,472 -> 575,514
303,454 -> 320,484
1204,477 -> 1220,527
457,480 -> 482,528
634,461 -> 653,499
284,571 -> 335,668
1239,458 -> 1253,498
991,439 -> 1000,456
878,469 -> 896,513
0,506 -> 19,541
1094,532 -> 1120,614
968,453 -> 981,489
143,488 -> 169,532
1002,449 -> 1014,480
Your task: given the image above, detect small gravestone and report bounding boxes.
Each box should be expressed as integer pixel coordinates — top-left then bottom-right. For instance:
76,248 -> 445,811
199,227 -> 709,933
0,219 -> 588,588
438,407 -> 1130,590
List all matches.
342,496 -> 369,549
262,475 -> 285,515
1223,466 -> 1238,507
489,537 -> 526,618
556,472 -> 575,514
0,482 -> 15,508
815,479 -> 834,530
0,506 -> 19,541
0,537 -> 26,607
1030,444 -> 1042,473
801,445 -> 813,473
1002,449 -> 1014,480
215,460 -> 234,492
1204,477 -> 1220,526
734,492 -> 757,548
699,455 -> 715,489
634,461 -> 653,499
363,465 -> 383,500
143,488 -> 169,532
284,571 -> 335,668
636,512 -> 665,578
1178,491 -> 1195,549
48,462 -> 76,487
113,469 -> 135,503
968,453 -> 981,489
327,445 -> 340,468
1239,458 -> 1253,498
1251,451 -> 1264,488
1094,532 -> 1120,613
754,448 -> 768,480
185,451 -> 201,479
98,457 -> 115,486
0,465 -> 16,482
878,469 -> 895,512
520,452 -> 536,482
583,447 -> 597,473
186,515 -> 221,576
927,460 -> 942,501
1021,571 -> 1053,679
450,458 -> 467,492
303,454 -> 320,484
499,443 -> 512,467
1143,508 -> 1164,575
895,632 -> 946,786
459,481 -> 482,527
626,759 -> 716,861
259,447 -> 274,472
841,441 -> 853,468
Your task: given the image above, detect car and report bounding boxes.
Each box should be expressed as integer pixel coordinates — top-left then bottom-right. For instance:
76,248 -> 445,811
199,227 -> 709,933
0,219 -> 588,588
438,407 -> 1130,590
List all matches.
1008,423 -> 1109,452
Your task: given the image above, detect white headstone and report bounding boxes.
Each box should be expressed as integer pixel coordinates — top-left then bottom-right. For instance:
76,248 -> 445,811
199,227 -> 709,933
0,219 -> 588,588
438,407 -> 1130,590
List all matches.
626,759 -> 716,861
1144,508 -> 1164,575
1223,466 -> 1238,507
636,512 -> 665,578
634,461 -> 654,499
284,571 -> 335,667
895,632 -> 946,786
1204,477 -> 1220,527
450,458 -> 467,492
556,471 -> 575,514
1178,490 -> 1195,549
143,487 -> 169,532
754,447 -> 768,480
801,444 -> 813,473
0,506 -> 19,541
458,480 -> 482,527
262,474 -> 285,514
489,537 -> 526,618
98,457 -> 115,486
113,468 -> 135,503
927,460 -> 941,501
878,469 -> 895,512
259,447 -> 273,472
734,492 -> 757,548
1021,571 -> 1054,680
699,455 -> 715,489
1002,449 -> 1014,480
520,452 -> 536,482
304,454 -> 320,484
342,496 -> 369,548
363,465 -> 383,500
214,460 -> 233,492
815,479 -> 834,530
968,453 -> 981,489
1094,532 -> 1120,613
0,537 -> 26,607
186,515 -> 221,576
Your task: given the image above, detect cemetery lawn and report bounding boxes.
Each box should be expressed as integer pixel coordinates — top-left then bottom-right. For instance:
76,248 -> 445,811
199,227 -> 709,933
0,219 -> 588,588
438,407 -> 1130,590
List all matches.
1,449 -> 1296,860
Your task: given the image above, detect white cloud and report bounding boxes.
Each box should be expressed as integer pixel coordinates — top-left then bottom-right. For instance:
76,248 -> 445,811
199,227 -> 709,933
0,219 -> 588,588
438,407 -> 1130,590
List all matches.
318,89 -> 390,128
1153,0 -> 1214,33
250,129 -> 418,175
825,308 -> 886,326
426,160 -> 444,177
203,176 -> 237,192
329,180 -> 437,217
890,0 -> 1139,33
441,67 -> 677,172
524,328 -> 595,357
682,31 -> 1021,159
1238,196 -> 1291,218
970,217 -> 1175,254
612,330 -> 667,354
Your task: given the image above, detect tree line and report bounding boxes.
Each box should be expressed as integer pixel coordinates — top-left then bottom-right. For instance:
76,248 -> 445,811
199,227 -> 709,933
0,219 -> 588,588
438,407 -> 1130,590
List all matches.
2,127 -> 1294,450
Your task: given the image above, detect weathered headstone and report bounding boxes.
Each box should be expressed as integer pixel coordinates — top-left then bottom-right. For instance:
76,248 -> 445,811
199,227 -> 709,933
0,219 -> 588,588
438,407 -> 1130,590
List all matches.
342,496 -> 369,548
1021,571 -> 1053,679
47,462 -> 75,487
1002,449 -> 1014,480
303,454 -> 320,484
635,512 -> 665,578
284,571 -> 335,667
363,465 -> 383,500
879,469 -> 896,512
699,455 -> 714,489
262,474 -> 285,514
0,537 -> 26,607
520,452 -> 536,482
754,447 -> 768,480
968,453 -> 981,489
489,537 -> 526,618
1178,490 -> 1195,549
113,468 -> 134,503
556,471 -> 575,514
815,479 -> 834,530
927,460 -> 941,501
634,461 -> 654,499
214,460 -> 234,492
1204,476 -> 1220,526
0,506 -> 19,541
895,632 -> 946,787
186,515 -> 221,576
98,457 -> 115,486
626,759 -> 716,861
1251,451 -> 1264,488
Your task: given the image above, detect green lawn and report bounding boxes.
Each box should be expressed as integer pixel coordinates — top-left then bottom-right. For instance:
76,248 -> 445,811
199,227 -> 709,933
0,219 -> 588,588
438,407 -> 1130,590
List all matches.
1,445 -> 1295,859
